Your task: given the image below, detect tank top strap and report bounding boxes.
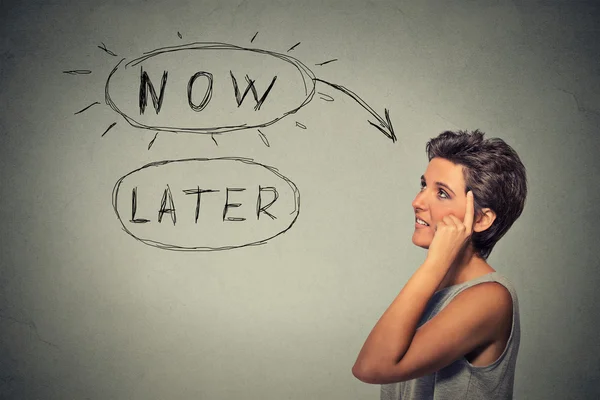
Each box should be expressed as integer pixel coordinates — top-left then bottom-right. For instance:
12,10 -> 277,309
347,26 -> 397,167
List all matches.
436,271 -> 518,311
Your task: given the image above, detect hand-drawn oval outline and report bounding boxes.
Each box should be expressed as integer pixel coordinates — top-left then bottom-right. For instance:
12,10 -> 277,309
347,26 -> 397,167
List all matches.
105,42 -> 316,134
112,157 -> 300,251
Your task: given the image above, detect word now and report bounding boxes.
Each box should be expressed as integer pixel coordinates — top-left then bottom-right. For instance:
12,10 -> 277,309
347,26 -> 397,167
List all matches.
139,69 -> 278,115
105,43 -> 315,134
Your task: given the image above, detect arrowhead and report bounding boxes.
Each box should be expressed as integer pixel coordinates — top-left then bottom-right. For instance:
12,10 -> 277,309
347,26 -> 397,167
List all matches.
368,108 -> 396,142
314,78 -> 397,143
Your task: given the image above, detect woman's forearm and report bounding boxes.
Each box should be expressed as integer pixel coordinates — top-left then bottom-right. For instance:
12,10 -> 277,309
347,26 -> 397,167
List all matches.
352,258 -> 449,377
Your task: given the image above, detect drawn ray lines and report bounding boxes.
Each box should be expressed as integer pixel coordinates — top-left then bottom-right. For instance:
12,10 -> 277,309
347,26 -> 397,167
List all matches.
148,132 -> 159,150
258,129 -> 270,147
318,92 -> 334,102
287,42 -> 301,52
98,42 -> 117,57
74,102 -> 101,115
102,122 -> 117,137
316,59 -> 338,66
63,70 -> 92,75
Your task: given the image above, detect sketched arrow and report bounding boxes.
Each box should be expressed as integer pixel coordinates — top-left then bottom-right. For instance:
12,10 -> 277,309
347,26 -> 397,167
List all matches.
314,78 -> 396,142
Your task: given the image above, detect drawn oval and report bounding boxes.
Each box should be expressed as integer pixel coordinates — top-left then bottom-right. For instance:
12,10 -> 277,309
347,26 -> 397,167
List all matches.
105,42 -> 316,134
112,158 -> 300,251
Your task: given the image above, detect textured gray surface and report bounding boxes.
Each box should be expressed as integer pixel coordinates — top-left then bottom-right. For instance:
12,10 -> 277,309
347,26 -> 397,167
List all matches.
1,1 -> 599,399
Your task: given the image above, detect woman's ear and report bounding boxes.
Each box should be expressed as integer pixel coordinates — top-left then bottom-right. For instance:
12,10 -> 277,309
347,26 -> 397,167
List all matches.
473,208 -> 496,233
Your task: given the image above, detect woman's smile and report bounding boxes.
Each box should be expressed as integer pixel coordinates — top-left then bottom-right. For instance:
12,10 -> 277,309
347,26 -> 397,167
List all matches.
411,158 -> 467,248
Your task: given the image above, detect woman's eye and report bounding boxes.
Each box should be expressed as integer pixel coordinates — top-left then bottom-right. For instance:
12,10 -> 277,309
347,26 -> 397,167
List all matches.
438,190 -> 449,199
420,182 -> 426,191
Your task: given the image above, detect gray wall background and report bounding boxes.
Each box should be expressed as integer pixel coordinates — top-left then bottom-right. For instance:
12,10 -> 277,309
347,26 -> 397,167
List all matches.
1,0 -> 599,399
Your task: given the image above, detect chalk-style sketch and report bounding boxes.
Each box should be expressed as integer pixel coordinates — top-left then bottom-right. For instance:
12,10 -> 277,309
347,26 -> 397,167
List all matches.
287,42 -> 301,52
98,42 -> 118,57
147,132 -> 159,150
315,58 -> 338,66
257,129 -> 270,147
112,157 -> 300,251
74,101 -> 100,115
101,122 -> 117,137
63,69 -> 92,75
101,42 -> 396,142
66,39 -> 396,251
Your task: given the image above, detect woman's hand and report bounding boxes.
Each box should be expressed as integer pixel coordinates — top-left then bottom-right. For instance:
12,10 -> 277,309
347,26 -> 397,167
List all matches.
425,191 -> 475,267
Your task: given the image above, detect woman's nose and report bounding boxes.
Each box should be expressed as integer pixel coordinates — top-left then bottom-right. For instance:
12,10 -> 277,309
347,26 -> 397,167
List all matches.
412,190 -> 427,211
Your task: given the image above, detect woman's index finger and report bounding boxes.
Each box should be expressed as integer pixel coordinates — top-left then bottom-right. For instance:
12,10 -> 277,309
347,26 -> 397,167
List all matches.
464,191 -> 475,229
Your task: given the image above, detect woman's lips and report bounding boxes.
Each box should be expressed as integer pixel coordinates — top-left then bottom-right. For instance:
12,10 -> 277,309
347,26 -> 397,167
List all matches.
415,217 -> 430,229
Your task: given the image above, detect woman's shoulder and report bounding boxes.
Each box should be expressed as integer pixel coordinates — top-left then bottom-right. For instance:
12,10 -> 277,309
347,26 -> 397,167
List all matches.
454,270 -> 517,314
458,276 -> 516,367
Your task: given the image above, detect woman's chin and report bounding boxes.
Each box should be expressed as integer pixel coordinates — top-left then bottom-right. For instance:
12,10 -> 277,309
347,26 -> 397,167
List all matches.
412,234 -> 431,249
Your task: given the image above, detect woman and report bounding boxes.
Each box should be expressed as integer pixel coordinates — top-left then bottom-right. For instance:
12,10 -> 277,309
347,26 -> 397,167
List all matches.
352,130 -> 527,399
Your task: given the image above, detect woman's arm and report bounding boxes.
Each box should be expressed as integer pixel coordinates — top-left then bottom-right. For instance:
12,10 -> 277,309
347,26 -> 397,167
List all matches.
352,191 -> 512,383
351,257 -> 451,380
351,259 -> 512,384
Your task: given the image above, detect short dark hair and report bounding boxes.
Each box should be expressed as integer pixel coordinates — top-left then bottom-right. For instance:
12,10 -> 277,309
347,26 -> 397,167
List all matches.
426,130 -> 527,259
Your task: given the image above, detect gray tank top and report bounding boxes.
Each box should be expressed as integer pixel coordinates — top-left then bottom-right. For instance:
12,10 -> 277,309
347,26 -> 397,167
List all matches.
380,272 -> 520,400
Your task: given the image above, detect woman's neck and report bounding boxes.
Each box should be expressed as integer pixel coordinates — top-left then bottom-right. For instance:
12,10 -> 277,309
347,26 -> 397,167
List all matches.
435,247 -> 495,291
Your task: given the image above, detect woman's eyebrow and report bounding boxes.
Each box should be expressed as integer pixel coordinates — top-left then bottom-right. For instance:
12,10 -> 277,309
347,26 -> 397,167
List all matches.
436,182 -> 456,196
421,175 -> 456,196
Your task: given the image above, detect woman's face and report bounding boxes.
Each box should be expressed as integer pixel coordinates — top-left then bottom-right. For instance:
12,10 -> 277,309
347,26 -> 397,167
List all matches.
412,157 -> 469,249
